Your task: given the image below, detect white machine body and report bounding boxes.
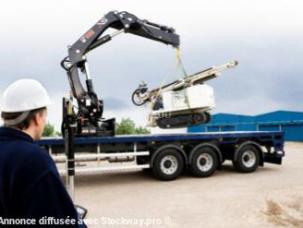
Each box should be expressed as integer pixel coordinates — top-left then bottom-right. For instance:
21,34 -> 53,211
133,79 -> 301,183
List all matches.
161,84 -> 215,112
148,84 -> 215,127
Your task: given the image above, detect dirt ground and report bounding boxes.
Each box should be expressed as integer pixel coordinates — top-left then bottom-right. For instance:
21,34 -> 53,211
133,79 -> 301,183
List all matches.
67,142 -> 303,228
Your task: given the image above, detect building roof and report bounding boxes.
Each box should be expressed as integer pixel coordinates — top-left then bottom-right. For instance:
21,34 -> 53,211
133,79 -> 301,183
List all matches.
210,110 -> 303,124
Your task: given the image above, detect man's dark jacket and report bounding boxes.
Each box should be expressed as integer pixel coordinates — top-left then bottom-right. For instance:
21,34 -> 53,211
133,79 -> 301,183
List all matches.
0,127 -> 86,227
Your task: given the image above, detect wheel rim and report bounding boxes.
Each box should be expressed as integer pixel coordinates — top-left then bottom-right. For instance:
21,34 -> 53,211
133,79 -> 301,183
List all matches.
160,155 -> 178,175
132,93 -> 144,105
241,150 -> 256,168
197,153 -> 213,172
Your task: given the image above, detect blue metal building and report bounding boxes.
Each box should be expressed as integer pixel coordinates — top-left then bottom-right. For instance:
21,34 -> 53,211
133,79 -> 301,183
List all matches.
188,110 -> 303,141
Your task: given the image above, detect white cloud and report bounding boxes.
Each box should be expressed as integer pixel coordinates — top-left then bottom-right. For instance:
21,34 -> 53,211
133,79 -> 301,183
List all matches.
214,95 -> 282,115
1,0 -> 303,45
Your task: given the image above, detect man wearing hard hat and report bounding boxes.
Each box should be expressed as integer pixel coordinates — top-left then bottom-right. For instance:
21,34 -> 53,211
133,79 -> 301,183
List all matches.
0,79 -> 86,227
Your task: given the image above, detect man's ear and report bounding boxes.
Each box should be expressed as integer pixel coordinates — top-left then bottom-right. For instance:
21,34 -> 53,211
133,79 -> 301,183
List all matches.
32,113 -> 40,126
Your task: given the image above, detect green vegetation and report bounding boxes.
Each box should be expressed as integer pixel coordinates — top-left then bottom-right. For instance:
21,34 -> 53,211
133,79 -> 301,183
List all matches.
43,122 -> 56,137
116,118 -> 150,135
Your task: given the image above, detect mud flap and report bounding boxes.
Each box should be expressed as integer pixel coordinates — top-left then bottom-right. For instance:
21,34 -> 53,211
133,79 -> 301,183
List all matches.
264,154 -> 282,165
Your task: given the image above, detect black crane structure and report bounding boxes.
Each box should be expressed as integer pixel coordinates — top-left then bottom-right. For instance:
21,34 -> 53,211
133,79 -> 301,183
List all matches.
60,10 -> 180,200
61,10 -> 180,137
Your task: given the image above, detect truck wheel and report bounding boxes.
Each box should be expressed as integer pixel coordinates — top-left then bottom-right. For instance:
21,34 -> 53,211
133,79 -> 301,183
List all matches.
190,147 -> 218,177
152,148 -> 184,181
233,145 -> 260,173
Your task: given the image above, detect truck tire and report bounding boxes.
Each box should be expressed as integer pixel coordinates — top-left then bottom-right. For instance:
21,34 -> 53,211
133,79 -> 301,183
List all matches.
233,145 -> 260,173
190,146 -> 218,177
152,148 -> 184,181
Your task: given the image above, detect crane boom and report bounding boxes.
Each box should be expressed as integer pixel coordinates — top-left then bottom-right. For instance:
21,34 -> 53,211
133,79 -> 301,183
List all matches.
61,10 -> 180,136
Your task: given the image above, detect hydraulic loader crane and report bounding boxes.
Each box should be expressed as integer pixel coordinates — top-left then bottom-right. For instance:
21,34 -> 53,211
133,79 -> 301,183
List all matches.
61,10 -> 180,137
60,10 -> 180,202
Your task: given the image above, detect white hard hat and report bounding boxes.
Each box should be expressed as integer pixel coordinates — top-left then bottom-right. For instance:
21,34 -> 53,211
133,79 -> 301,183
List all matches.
0,79 -> 51,113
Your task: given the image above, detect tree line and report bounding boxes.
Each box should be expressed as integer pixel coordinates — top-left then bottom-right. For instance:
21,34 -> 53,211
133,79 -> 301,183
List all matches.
43,118 -> 150,137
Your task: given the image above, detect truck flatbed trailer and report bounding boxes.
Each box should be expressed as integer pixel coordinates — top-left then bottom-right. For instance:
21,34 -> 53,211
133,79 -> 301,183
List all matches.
37,131 -> 285,180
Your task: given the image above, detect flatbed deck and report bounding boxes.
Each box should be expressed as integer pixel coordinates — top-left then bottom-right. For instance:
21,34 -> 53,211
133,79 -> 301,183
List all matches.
37,131 -> 285,180
38,131 -> 284,147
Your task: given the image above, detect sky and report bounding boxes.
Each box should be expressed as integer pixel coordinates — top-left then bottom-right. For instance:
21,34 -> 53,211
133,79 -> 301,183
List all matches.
0,0 -> 303,131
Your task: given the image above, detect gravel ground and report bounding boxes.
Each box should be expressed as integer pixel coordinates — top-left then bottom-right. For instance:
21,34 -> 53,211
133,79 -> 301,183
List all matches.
65,142 -> 303,228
